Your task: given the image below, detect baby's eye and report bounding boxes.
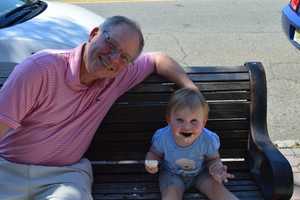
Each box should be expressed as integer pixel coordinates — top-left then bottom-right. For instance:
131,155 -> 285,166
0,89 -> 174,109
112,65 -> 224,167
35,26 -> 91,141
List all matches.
176,118 -> 184,123
191,119 -> 198,125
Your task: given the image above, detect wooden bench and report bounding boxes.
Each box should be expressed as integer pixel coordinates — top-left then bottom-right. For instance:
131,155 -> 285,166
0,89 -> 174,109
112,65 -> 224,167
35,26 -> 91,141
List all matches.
0,62 -> 294,200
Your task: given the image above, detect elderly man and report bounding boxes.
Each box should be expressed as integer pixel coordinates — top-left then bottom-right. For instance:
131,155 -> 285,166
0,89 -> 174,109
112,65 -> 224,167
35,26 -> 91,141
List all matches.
0,16 -> 197,199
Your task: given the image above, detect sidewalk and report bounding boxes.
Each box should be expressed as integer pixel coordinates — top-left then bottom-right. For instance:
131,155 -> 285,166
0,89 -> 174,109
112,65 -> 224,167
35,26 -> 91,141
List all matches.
278,148 -> 300,200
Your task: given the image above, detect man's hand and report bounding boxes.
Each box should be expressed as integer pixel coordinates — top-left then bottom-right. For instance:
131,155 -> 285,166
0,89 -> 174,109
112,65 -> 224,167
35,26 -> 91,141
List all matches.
151,52 -> 198,90
208,160 -> 234,184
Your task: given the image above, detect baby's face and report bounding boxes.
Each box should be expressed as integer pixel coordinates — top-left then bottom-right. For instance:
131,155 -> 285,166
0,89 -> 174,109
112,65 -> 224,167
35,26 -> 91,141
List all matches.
168,107 -> 206,146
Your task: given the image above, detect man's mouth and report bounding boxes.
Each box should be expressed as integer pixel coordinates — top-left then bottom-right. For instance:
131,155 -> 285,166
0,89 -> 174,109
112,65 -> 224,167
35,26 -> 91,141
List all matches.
99,56 -> 114,71
180,132 -> 193,138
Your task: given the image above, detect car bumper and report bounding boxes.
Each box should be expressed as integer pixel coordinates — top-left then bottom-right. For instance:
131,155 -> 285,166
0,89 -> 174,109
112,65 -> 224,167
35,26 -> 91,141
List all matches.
281,5 -> 300,49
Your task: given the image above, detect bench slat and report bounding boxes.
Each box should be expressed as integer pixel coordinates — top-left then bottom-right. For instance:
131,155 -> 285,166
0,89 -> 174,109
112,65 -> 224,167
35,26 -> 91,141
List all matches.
130,81 -> 249,93
0,78 -> 6,85
92,191 -> 263,200
103,102 -> 250,123
87,139 -> 247,152
95,130 -> 249,142
184,66 -> 249,73
93,172 -> 252,183
85,148 -> 247,160
92,183 -> 259,193
117,91 -> 250,102
144,74 -> 249,83
92,161 -> 249,173
100,120 -> 249,132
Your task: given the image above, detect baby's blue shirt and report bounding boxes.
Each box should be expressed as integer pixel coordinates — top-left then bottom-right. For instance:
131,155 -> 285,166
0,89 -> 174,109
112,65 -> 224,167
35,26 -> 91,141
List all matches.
151,126 -> 220,176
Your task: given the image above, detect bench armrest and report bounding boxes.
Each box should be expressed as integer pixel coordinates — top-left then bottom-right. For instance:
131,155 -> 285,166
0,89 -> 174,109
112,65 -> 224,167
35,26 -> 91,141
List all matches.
248,131 -> 293,200
245,62 -> 293,200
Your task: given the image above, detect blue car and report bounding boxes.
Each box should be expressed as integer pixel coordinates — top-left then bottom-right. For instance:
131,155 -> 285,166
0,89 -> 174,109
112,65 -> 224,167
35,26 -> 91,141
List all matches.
282,0 -> 300,49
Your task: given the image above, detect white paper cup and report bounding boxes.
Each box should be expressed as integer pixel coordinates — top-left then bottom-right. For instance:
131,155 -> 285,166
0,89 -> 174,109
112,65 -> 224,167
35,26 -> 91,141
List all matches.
145,160 -> 159,168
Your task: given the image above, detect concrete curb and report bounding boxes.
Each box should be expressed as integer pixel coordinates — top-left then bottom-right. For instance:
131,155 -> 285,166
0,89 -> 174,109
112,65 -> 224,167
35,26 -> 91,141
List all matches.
274,140 -> 300,149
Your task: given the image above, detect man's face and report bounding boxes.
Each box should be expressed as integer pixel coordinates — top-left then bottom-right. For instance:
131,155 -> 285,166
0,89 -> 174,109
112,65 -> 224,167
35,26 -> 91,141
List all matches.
83,24 -> 140,79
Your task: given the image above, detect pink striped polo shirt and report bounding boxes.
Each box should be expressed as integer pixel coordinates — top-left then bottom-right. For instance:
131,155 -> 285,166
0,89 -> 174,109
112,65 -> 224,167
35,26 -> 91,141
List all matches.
0,44 -> 155,166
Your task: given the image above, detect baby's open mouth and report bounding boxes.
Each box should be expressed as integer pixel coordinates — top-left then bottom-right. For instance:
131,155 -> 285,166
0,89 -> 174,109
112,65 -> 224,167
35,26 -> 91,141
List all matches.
180,132 -> 193,137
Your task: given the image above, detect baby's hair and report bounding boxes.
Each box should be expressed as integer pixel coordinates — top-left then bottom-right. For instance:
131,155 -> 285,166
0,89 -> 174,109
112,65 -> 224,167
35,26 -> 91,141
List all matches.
166,88 -> 209,118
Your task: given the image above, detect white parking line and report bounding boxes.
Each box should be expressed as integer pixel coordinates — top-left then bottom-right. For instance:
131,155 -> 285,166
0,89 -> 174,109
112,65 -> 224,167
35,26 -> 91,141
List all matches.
63,0 -> 174,3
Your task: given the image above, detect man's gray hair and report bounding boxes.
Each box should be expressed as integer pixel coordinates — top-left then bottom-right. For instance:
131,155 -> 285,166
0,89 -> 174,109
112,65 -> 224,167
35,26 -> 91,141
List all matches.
100,16 -> 144,56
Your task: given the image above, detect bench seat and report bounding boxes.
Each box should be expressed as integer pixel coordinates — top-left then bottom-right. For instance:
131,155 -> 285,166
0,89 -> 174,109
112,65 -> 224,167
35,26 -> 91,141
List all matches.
91,161 -> 264,200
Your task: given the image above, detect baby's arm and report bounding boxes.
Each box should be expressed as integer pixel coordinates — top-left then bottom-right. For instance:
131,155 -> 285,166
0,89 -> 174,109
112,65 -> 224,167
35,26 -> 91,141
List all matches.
145,149 -> 162,174
206,154 -> 234,184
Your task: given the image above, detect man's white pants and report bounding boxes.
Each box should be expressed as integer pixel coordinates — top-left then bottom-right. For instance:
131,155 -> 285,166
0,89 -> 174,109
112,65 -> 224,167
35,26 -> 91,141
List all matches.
0,157 -> 93,200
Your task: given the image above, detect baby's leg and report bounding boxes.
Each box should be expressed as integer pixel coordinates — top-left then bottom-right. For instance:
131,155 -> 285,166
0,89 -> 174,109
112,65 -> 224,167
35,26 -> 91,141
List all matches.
161,186 -> 184,200
195,171 -> 239,200
159,170 -> 185,200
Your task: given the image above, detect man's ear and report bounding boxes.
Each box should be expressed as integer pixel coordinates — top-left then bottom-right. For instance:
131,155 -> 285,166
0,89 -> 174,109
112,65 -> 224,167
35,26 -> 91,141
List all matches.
88,27 -> 100,42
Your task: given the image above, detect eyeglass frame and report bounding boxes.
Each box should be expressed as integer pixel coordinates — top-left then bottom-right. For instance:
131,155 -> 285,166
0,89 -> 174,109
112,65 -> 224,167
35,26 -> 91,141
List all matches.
102,30 -> 134,65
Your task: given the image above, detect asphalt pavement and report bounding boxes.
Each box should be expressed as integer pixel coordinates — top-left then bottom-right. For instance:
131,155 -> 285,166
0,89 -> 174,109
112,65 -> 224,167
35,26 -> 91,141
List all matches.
279,148 -> 300,200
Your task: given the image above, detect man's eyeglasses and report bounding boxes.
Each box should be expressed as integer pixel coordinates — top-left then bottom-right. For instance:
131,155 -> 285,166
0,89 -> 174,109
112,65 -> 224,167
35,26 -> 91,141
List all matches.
102,31 -> 133,65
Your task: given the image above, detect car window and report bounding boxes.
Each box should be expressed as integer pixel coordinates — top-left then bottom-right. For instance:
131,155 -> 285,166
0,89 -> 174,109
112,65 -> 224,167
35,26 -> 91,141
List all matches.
0,0 -> 26,16
0,0 -> 47,29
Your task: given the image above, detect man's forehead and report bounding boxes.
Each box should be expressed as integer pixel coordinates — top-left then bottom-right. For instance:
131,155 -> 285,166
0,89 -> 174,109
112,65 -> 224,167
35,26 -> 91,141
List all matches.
108,25 -> 140,57
108,24 -> 138,38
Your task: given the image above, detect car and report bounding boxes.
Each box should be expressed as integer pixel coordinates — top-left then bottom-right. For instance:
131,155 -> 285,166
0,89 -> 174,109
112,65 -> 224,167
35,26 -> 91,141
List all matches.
0,0 -> 104,70
282,0 -> 300,49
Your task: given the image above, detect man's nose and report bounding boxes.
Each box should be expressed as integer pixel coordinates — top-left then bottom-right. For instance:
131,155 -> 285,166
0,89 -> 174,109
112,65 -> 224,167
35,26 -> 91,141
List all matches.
109,51 -> 122,63
105,52 -> 122,71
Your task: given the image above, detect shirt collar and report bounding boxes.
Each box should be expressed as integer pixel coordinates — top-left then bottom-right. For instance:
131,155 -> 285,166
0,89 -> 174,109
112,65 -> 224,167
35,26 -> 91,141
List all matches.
66,43 -> 89,91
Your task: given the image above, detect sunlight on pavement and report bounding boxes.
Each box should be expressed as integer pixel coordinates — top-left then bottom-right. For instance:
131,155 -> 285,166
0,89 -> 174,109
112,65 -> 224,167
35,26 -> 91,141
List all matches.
63,0 -> 174,3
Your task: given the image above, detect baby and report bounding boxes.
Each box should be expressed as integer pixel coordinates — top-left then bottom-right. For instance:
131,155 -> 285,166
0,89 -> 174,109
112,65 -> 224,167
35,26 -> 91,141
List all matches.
145,88 -> 238,200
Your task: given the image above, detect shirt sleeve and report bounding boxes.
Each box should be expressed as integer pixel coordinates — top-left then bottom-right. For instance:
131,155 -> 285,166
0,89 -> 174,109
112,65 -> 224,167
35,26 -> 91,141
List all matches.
113,52 -> 155,94
0,56 -> 46,129
150,129 -> 164,157
205,131 -> 220,157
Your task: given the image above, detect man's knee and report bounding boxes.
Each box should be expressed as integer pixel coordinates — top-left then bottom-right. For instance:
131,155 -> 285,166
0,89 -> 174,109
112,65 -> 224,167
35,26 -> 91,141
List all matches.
35,184 -> 92,200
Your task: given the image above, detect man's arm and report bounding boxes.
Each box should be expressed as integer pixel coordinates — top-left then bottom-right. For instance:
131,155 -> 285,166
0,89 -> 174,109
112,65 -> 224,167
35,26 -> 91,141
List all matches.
151,52 -> 199,90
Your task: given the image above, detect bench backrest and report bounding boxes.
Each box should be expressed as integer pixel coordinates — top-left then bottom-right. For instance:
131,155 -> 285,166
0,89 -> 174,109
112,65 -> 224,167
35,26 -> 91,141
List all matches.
84,63 -> 260,162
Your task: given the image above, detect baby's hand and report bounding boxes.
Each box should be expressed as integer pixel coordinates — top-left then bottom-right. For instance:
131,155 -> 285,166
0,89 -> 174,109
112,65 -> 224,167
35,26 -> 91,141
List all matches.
209,161 -> 234,184
145,160 -> 159,174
